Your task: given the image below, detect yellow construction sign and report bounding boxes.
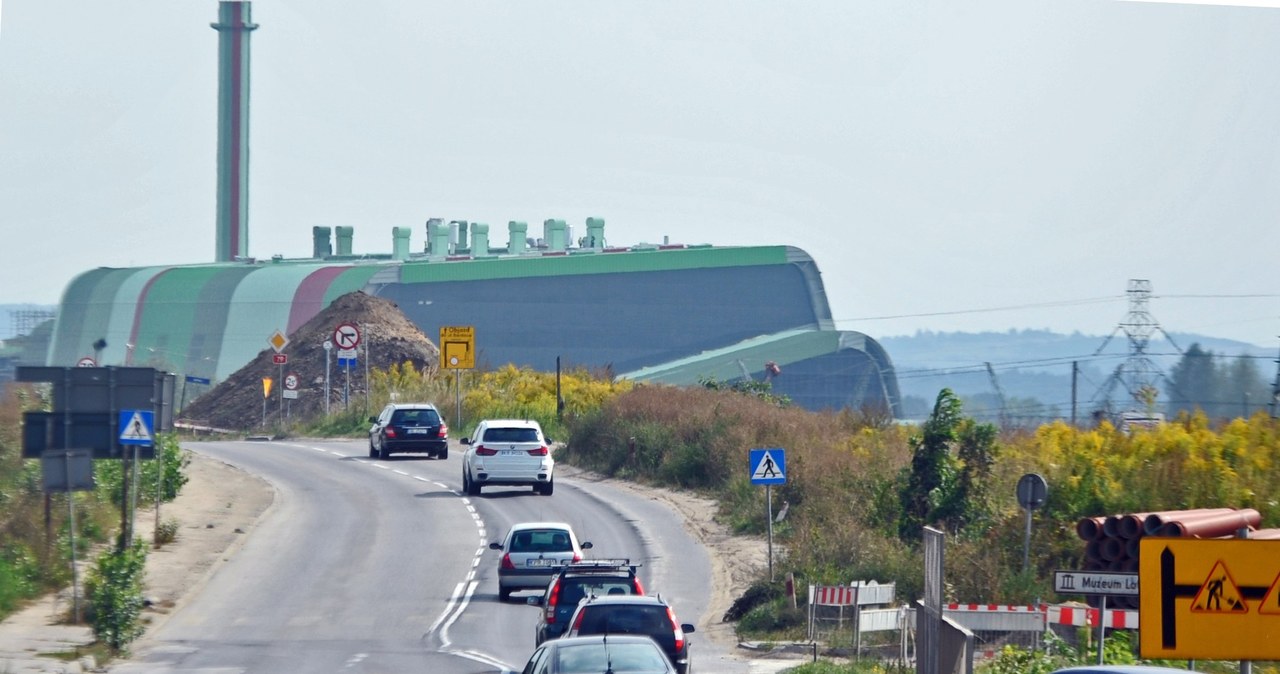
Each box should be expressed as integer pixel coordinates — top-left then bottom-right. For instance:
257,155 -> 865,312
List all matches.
440,326 -> 475,370
1140,538 -> 1280,660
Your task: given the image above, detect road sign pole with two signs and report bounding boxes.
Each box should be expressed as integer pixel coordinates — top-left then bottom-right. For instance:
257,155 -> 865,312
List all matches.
750,448 -> 786,580
334,322 -> 361,409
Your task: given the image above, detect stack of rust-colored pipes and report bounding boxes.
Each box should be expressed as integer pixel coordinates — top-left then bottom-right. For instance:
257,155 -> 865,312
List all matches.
1075,507 -> 1266,608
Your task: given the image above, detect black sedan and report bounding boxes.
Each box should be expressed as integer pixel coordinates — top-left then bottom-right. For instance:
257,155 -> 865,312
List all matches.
368,403 -> 449,459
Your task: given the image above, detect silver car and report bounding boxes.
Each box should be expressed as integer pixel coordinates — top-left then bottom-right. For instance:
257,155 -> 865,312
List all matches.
489,522 -> 592,601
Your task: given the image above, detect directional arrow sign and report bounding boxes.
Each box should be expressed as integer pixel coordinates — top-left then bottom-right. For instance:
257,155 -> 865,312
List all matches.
1140,537 -> 1280,660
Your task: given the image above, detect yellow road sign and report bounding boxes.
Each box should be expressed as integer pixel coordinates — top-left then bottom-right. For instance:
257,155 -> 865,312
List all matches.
440,326 -> 475,370
1139,537 -> 1280,660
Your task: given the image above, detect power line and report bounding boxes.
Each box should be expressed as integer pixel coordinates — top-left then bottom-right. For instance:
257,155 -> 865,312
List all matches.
834,295 -> 1122,323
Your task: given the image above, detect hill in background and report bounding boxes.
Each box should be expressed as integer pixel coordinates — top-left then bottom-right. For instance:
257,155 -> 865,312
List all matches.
880,329 -> 1274,422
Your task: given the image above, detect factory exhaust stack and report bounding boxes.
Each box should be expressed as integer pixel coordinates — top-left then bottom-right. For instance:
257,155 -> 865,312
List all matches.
211,1 -> 257,262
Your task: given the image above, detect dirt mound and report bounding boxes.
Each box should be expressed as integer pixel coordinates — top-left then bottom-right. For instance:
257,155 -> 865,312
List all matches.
179,291 -> 439,431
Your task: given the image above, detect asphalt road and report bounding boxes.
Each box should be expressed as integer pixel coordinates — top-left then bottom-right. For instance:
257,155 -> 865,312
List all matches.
106,438 -> 762,674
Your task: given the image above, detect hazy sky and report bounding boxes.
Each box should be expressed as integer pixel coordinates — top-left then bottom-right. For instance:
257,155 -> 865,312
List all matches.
3,1 -> 1280,346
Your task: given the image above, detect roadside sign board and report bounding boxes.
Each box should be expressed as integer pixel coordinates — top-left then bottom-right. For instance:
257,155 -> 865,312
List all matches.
268,330 -> 289,353
185,375 -> 211,386
118,410 -> 154,446
440,325 -> 475,369
749,448 -> 786,485
1054,570 -> 1138,596
76,357 -> 97,367
42,449 -> 95,491
272,353 -> 287,365
333,322 -> 361,350
283,373 -> 300,398
1139,537 -> 1280,660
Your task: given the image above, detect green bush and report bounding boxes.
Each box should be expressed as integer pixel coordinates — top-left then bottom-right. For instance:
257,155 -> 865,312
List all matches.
86,539 -> 148,653
737,598 -> 806,635
0,544 -> 39,614
154,518 -> 180,547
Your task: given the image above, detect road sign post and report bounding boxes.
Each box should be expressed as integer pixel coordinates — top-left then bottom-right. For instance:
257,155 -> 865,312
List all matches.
750,448 -> 786,580
440,326 -> 475,428
334,323 -> 360,410
323,341 -> 332,415
1017,473 -> 1048,572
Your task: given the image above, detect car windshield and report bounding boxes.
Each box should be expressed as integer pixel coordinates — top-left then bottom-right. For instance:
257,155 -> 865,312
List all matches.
554,642 -> 669,674
482,427 -> 540,443
511,529 -> 573,553
391,409 -> 439,425
564,581 -> 633,604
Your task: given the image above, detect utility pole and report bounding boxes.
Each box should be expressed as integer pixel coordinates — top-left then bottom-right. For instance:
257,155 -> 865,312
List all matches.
1270,337 -> 1280,419
1071,360 -> 1078,426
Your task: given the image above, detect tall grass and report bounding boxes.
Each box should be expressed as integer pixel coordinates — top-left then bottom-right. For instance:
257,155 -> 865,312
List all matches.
0,383 -> 189,622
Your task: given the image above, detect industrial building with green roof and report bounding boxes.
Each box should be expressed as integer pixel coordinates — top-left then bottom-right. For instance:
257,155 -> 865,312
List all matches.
46,218 -> 902,416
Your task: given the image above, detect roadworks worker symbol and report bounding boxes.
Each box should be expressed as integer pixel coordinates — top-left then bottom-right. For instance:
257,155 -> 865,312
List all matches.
1191,561 -> 1247,613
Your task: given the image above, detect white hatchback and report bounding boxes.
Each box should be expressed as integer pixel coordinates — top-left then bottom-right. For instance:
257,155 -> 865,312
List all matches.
489,522 -> 592,601
461,419 -> 555,495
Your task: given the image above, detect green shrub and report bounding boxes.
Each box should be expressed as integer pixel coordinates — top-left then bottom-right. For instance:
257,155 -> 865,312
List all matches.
154,518 -> 180,547
0,544 -> 39,614
736,597 -> 806,636
86,540 -> 148,653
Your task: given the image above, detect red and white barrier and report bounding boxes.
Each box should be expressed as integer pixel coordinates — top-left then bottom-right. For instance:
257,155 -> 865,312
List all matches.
942,603 -> 1139,630
945,603 -> 1045,613
812,585 -> 859,606
1047,605 -> 1139,629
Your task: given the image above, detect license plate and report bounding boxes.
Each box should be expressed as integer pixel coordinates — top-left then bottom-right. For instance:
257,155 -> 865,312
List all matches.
406,428 -> 429,435
500,450 -> 523,455
527,558 -> 556,567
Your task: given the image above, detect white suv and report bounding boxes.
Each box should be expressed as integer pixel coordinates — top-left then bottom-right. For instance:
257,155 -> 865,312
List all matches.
461,419 -> 555,495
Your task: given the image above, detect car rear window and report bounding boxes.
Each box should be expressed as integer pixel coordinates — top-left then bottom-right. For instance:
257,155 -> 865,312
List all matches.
391,409 -> 440,425
510,529 -> 573,553
576,605 -> 669,637
555,642 -> 669,674
482,427 -> 540,443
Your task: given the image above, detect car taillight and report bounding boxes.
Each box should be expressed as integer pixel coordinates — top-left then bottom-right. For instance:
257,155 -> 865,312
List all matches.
668,607 -> 685,652
634,578 -> 646,595
476,445 -> 498,456
438,422 -> 448,438
545,579 -> 560,622
571,609 -> 585,631
571,552 -> 582,563
527,445 -> 549,456
500,553 -> 515,570
385,427 -> 398,439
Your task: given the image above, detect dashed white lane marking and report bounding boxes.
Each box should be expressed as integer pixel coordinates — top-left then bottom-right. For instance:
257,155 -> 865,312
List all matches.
291,442 -> 508,671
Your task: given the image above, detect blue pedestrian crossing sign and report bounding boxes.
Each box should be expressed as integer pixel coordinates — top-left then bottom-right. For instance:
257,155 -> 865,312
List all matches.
750,448 -> 786,485
118,410 -> 155,446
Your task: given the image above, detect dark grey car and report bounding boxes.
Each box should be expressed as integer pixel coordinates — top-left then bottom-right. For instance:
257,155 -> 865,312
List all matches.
368,403 -> 448,459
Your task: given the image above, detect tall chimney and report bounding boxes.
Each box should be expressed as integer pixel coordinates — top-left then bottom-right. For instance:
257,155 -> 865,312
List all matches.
211,1 -> 257,262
